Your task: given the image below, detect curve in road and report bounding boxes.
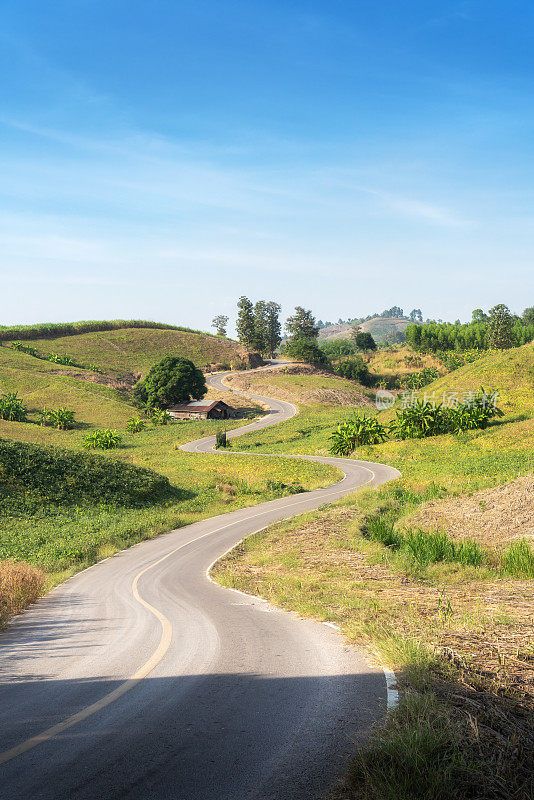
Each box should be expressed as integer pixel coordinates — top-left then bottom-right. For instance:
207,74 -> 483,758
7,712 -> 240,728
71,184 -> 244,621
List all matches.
0,365 -> 399,800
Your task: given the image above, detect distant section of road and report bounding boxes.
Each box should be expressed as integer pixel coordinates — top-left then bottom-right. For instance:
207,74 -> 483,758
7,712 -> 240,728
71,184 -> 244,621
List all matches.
0,362 -> 399,800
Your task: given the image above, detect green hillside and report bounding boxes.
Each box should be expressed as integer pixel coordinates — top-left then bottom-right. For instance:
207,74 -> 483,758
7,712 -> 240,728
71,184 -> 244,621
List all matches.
233,342 -> 534,488
7,326 -> 248,380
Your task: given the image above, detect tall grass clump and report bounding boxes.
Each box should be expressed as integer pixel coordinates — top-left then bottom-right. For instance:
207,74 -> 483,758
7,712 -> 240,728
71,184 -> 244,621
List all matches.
363,516 -> 484,568
501,540 -> 534,578
0,560 -> 45,626
347,692 -> 474,800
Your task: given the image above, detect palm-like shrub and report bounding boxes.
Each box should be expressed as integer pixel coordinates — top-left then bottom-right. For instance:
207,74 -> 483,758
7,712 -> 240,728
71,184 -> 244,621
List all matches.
38,408 -> 76,430
329,414 -> 388,455
83,429 -> 122,449
0,393 -> 28,422
126,417 -> 146,433
149,408 -> 171,425
389,400 -> 446,440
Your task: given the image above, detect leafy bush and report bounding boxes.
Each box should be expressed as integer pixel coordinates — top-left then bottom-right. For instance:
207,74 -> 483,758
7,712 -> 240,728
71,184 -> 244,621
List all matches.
329,414 -> 389,455
133,356 -> 207,410
0,393 -> 28,422
38,407 -> 76,430
319,338 -> 360,359
83,429 -> 122,450
390,389 -> 503,440
47,353 -> 76,366
401,367 -> 440,390
266,480 -> 304,495
335,357 -> 375,386
0,438 -> 170,505
126,417 -> 146,433
282,337 -> 328,364
149,408 -> 171,425
215,429 -> 230,449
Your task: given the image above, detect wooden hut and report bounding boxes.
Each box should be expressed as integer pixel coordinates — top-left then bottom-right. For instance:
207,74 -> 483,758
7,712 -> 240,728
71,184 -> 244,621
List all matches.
168,400 -> 236,420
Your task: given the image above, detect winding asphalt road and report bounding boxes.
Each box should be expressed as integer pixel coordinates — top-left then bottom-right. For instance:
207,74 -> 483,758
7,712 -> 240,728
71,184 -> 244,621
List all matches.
0,366 -> 399,800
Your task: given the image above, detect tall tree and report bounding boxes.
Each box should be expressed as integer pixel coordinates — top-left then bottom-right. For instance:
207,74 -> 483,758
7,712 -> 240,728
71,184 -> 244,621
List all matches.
236,296 -> 256,349
211,314 -> 229,337
265,301 -> 282,357
522,306 -> 534,326
253,300 -> 269,353
285,306 -> 319,340
472,308 -> 488,323
132,357 -> 206,410
487,304 -> 514,349
409,308 -> 423,322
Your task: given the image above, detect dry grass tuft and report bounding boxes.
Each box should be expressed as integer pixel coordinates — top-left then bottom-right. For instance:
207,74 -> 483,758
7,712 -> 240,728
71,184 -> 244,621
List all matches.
0,559 -> 45,626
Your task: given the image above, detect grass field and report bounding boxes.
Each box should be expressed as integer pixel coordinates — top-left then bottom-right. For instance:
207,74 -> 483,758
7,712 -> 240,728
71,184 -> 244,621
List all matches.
3,326 -> 248,379
0,335 -> 340,612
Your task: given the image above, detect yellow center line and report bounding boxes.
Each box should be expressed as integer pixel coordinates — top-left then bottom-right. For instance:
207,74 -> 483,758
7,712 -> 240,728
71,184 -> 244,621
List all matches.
0,385 -> 376,766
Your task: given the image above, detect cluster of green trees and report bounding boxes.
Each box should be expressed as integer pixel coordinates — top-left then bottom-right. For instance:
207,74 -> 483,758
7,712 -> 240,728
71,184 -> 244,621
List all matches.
406,305 -> 534,352
234,297 -> 282,357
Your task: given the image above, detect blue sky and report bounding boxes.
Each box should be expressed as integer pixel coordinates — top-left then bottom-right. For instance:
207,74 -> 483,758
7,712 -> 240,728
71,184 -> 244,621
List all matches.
1,0 -> 533,332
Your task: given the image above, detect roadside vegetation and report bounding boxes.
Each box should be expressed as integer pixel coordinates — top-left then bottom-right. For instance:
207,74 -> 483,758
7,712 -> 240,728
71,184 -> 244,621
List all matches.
212,335 -> 534,800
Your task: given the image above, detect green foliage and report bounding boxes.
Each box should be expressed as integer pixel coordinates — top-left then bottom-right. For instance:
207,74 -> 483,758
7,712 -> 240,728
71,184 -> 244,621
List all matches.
47,353 -> 76,366
285,306 -> 320,340
282,337 -> 327,363
406,307 -> 534,353
363,516 -> 483,567
334,357 -> 375,385
318,338 -> 360,358
266,480 -> 303,495
149,408 -> 171,425
500,540 -> 534,579
0,438 -> 170,506
401,367 -> 440,389
487,303 -> 515,349
132,356 -> 206,410
329,414 -> 389,455
215,429 -> 230,449
211,314 -> 229,337
38,407 -> 76,430
390,390 -> 503,440
0,393 -> 28,422
236,296 -> 256,349
83,429 -> 122,449
126,416 -> 146,433
352,330 -> 377,351
348,692 -> 469,800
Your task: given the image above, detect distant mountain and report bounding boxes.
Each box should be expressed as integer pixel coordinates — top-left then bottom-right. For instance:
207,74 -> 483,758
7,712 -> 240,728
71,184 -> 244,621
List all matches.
318,316 -> 414,343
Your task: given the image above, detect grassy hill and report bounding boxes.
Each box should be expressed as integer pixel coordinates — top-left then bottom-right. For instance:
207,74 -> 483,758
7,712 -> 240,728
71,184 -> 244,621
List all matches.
0,329 -> 339,615
318,316 -> 412,343
5,326 -> 249,381
225,364 -> 373,406
233,343 -> 534,488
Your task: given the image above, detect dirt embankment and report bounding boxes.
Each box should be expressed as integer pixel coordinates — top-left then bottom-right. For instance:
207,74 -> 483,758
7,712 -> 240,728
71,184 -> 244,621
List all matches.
406,476 -> 534,548
224,363 -> 373,407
